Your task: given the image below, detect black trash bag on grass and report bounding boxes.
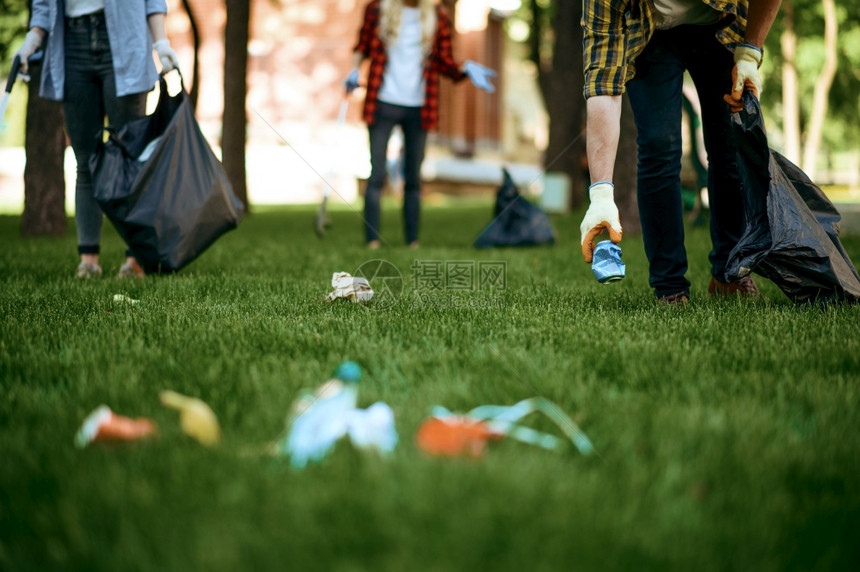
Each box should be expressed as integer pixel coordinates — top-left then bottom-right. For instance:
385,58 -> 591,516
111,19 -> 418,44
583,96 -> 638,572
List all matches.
725,93 -> 860,304
474,168 -> 555,248
90,75 -> 244,274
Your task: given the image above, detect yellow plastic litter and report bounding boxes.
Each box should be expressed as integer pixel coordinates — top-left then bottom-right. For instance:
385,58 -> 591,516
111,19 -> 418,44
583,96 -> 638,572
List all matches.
160,390 -> 221,446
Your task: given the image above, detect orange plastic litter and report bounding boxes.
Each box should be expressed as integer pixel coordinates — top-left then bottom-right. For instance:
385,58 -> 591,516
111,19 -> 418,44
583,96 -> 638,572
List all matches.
76,405 -> 157,447
415,417 -> 502,458
96,414 -> 157,442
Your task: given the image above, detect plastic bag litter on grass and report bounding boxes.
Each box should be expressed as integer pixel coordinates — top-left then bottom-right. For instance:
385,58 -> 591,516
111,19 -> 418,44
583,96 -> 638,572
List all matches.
270,361 -> 397,469
474,169 -> 555,248
415,397 -> 592,458
726,94 -> 860,304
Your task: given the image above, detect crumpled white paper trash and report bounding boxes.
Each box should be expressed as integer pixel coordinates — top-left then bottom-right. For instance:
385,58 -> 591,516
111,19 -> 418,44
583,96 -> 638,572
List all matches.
113,294 -> 140,305
326,272 -> 373,303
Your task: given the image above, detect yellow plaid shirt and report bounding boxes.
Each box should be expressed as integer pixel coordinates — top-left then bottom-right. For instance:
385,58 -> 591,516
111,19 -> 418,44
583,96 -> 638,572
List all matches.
583,0 -> 749,98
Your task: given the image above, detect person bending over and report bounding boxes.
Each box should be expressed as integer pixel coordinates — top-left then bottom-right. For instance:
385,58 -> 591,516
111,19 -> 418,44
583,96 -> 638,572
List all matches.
579,0 -> 781,304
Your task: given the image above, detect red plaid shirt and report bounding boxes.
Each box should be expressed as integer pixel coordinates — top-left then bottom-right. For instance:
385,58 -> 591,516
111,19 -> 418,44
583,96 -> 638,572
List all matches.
353,0 -> 466,131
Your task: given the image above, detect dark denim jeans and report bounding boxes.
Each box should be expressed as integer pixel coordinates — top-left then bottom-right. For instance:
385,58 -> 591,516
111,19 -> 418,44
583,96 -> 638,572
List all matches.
64,11 -> 146,255
364,102 -> 426,244
627,24 -> 744,298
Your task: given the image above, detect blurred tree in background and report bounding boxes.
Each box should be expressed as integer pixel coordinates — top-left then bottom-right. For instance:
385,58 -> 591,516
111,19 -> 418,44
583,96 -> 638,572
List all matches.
23,56 -> 66,237
762,0 -> 860,180
223,0 -> 251,210
0,0 -> 30,146
0,0 -> 66,236
0,0 -> 28,62
520,0 -> 639,231
525,0 -> 587,208
180,0 -> 201,110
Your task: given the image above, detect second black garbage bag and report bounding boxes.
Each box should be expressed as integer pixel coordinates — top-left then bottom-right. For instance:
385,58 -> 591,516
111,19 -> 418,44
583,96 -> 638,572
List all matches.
726,93 -> 860,304
474,168 -> 555,248
90,74 -> 244,274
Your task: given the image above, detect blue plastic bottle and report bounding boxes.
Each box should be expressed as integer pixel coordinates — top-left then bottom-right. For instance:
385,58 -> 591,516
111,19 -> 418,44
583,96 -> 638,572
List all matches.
592,240 -> 625,283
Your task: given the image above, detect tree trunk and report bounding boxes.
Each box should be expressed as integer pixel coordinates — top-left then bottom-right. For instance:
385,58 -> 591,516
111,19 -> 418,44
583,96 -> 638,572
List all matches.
181,0 -> 201,111
614,94 -> 640,234
781,1 -> 800,164
533,1 -> 638,218
223,0 -> 250,209
537,0 -> 587,208
21,59 -> 66,237
801,0 -> 837,179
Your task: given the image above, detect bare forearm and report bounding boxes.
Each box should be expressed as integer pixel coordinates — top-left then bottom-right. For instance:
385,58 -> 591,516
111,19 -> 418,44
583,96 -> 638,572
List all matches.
586,95 -> 623,184
745,0 -> 782,47
147,13 -> 167,43
351,52 -> 364,70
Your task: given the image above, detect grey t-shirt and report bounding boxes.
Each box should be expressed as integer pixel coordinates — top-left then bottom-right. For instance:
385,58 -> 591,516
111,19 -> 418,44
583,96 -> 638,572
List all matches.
652,0 -> 721,30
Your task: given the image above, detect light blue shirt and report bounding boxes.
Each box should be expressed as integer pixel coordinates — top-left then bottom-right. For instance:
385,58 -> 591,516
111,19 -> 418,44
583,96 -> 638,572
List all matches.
30,0 -> 167,101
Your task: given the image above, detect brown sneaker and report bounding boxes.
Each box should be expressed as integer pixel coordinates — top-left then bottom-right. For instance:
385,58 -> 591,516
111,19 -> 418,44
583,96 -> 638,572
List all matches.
657,291 -> 690,306
117,259 -> 145,279
708,275 -> 760,297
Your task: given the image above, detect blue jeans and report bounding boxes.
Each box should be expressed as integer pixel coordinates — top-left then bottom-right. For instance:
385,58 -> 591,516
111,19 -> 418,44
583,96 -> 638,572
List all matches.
63,11 -> 146,256
627,24 -> 743,298
365,102 -> 426,244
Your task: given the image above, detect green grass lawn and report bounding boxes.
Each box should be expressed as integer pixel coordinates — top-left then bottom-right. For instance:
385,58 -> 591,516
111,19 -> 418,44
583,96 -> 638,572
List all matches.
1,204 -> 859,571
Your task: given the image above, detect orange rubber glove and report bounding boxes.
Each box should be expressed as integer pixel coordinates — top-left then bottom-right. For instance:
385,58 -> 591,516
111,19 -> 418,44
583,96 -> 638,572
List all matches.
724,44 -> 763,112
580,181 -> 622,263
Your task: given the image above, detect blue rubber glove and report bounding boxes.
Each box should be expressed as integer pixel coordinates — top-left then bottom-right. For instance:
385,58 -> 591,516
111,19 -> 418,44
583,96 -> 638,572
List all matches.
463,60 -> 497,93
344,68 -> 360,94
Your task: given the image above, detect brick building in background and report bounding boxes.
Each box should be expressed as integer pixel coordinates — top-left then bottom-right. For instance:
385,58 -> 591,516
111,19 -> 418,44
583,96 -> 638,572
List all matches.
164,0 -> 543,204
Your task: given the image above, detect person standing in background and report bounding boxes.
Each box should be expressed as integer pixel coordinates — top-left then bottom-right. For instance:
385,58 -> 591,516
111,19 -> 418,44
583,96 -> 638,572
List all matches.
14,0 -> 178,278
347,0 -> 497,249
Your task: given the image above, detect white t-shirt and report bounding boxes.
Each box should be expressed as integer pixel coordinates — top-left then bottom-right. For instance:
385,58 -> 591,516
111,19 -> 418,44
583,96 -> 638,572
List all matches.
66,0 -> 106,18
653,0 -> 721,30
378,7 -> 427,107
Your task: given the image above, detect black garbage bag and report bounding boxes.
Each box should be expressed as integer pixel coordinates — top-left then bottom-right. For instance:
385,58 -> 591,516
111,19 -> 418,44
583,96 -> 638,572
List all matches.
474,168 -> 555,248
726,93 -> 860,304
90,76 -> 244,274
